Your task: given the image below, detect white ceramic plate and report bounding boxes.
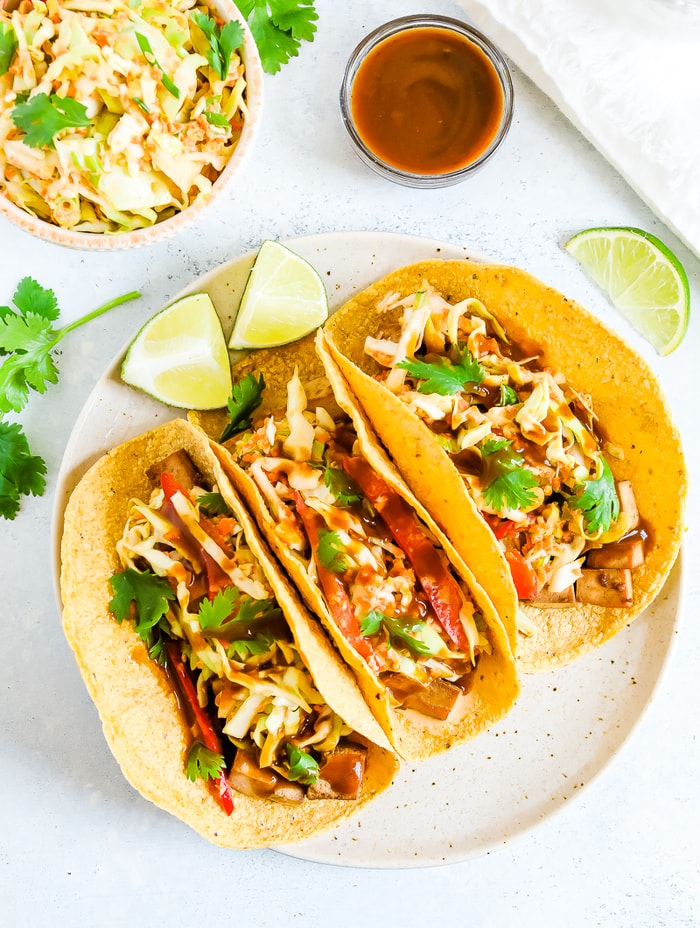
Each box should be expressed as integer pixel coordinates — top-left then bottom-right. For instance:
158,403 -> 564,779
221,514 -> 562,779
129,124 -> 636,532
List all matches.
51,231 -> 683,869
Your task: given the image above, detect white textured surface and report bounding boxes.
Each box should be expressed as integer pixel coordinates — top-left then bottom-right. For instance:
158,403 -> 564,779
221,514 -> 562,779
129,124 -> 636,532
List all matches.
457,0 -> 700,258
1,0 -> 699,924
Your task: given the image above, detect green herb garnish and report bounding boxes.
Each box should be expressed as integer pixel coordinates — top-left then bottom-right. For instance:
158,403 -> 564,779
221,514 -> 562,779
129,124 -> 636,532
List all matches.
10,93 -> 90,149
197,491 -> 229,516
220,372 -> 266,441
316,527 -> 350,573
233,0 -> 318,74
397,349 -> 485,396
286,744 -> 319,784
135,32 -> 180,98
109,568 -> 176,647
323,465 -> 362,507
0,23 -> 18,77
191,9 -> 244,80
480,438 -> 539,513
567,454 -> 620,533
360,609 -> 442,657
0,278 -> 139,518
186,742 -> 225,782
497,384 -> 518,406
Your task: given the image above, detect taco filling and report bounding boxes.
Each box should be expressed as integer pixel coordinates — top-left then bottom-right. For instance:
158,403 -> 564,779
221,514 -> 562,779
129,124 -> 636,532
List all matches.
361,285 -> 647,609
109,449 -> 371,810
223,372 -> 494,723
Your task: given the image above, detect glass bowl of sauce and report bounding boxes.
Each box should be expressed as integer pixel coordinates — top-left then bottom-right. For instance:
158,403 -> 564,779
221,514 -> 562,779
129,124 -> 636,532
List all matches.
340,15 -> 514,187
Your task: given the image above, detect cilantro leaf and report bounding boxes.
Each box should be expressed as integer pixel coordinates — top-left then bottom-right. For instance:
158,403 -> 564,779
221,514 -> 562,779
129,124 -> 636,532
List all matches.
0,23 -> 18,77
480,438 -> 539,513
316,527 -> 350,573
286,744 -> 319,784
220,372 -> 266,442
11,93 -> 91,149
0,279 -> 140,519
567,455 -> 620,534
360,609 -> 441,657
12,277 -> 59,321
198,588 -> 238,631
197,491 -> 229,516
0,314 -> 59,411
186,742 -> 225,782
323,465 -> 362,507
0,422 -> 46,519
397,349 -> 485,396
198,586 -> 281,636
497,384 -> 518,406
227,633 -> 274,659
191,10 -> 244,80
109,568 -> 176,643
233,0 -> 318,74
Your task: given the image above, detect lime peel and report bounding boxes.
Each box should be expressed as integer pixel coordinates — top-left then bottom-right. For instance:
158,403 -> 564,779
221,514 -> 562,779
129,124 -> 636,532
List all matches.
121,292 -> 232,409
229,240 -> 329,349
564,226 -> 689,356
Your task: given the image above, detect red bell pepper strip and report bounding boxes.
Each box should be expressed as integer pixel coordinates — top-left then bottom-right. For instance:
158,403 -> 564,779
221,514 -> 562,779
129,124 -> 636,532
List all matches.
504,550 -> 539,600
294,491 -> 382,673
160,472 -> 233,599
164,639 -> 235,816
343,456 -> 471,653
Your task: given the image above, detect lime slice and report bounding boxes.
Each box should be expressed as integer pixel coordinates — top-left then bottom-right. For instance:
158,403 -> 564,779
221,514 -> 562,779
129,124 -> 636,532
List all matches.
121,293 -> 232,409
229,240 -> 329,349
564,226 -> 689,356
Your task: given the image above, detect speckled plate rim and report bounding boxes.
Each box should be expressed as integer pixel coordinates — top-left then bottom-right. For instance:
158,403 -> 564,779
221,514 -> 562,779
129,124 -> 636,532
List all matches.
50,230 -> 684,869
0,0 -> 264,251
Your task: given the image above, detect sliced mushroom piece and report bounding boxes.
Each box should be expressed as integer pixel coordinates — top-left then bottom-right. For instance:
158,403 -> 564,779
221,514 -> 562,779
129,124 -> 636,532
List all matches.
228,747 -> 279,799
575,568 -> 633,607
147,450 -> 200,490
531,585 -> 576,605
586,536 -> 645,570
306,743 -> 368,800
402,677 -> 462,721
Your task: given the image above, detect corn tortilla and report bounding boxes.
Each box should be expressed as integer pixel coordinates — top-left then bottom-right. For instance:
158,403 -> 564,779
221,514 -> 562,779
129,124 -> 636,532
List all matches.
60,417 -> 397,848
206,337 -> 520,762
322,259 -> 686,672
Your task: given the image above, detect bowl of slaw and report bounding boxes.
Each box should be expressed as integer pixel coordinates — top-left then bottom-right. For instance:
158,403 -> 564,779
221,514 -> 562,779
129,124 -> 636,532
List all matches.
0,0 -> 263,250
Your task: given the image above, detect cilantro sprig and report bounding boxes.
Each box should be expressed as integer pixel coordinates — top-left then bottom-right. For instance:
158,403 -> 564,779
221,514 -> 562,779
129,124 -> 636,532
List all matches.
567,454 -> 620,534
0,23 -> 18,77
0,422 -> 46,520
360,609 -> 441,658
397,349 -> 485,396
186,742 -> 226,782
286,744 -> 319,784
109,567 -> 176,658
323,465 -> 362,507
191,9 -> 244,80
10,93 -> 91,150
0,277 -> 139,519
233,0 -> 318,74
480,438 -> 539,513
316,527 -> 350,574
220,372 -> 265,442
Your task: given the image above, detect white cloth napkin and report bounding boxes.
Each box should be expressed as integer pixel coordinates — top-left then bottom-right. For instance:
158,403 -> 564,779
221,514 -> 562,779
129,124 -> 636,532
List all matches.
456,0 -> 700,259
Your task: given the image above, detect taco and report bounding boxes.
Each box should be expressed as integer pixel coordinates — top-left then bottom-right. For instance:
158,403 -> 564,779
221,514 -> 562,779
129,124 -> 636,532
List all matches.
321,259 -> 686,671
60,417 -> 397,849
204,345 -> 519,763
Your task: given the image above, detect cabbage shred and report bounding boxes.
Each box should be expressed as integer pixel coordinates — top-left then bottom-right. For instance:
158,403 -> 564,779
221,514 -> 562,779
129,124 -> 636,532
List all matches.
0,0 -> 249,232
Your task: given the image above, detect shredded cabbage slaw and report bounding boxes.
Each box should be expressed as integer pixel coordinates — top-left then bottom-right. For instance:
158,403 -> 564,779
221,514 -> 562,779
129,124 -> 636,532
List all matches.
0,0 -> 248,232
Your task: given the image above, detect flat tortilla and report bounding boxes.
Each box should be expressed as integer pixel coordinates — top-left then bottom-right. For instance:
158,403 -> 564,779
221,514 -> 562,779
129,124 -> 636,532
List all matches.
206,338 -> 520,762
322,259 -> 686,671
60,417 -> 396,848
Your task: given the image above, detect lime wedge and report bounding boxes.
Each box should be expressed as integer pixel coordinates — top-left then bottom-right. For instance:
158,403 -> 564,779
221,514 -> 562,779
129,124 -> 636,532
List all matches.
229,240 -> 329,349
564,226 -> 689,356
121,293 -> 232,409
